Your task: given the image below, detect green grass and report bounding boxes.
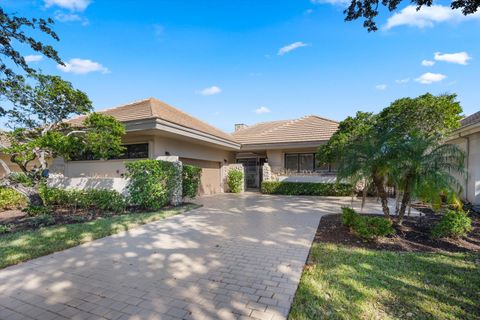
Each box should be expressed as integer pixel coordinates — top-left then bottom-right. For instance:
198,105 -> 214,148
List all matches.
290,243 -> 480,320
0,204 -> 200,269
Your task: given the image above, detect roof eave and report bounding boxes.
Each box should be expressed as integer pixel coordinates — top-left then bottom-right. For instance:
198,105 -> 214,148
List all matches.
122,118 -> 241,150
446,121 -> 480,141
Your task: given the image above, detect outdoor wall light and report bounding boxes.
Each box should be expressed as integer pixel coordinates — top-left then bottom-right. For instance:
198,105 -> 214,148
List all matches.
165,151 -> 170,156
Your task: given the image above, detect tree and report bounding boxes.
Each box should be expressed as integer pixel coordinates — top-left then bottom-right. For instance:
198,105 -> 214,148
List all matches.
345,0 -> 480,31
390,134 -> 465,223
0,75 -> 125,205
0,7 -> 63,115
318,112 -> 393,219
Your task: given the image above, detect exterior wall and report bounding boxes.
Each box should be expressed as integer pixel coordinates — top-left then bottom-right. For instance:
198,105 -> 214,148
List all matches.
449,132 -> 480,205
0,154 -> 50,178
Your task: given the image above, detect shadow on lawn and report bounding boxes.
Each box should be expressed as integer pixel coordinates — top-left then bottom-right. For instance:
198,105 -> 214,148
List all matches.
290,244 -> 480,320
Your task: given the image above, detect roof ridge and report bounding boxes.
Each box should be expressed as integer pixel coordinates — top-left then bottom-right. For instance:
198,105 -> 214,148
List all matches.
307,114 -> 339,124
68,98 -> 154,122
256,117 -> 304,136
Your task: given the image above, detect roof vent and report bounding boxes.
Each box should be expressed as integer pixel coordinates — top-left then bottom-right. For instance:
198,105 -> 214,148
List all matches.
235,123 -> 248,132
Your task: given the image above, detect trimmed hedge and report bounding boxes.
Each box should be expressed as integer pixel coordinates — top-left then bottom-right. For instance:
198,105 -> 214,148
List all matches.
227,169 -> 243,193
40,186 -> 126,213
182,164 -> 202,198
261,181 -> 352,196
125,159 -> 177,210
341,207 -> 395,240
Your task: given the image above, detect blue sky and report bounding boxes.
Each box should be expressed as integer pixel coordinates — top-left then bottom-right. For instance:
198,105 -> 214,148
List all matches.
1,0 -> 479,132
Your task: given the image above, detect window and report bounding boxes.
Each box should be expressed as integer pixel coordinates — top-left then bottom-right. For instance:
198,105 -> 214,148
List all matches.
285,154 -> 299,172
71,143 -> 149,161
284,153 -> 336,173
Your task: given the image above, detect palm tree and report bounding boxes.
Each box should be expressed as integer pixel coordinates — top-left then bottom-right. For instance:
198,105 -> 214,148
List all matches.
337,134 -> 393,219
390,134 -> 465,224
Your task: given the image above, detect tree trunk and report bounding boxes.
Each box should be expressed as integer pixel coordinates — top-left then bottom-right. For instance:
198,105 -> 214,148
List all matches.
10,183 -> 43,206
372,173 -> 390,220
398,177 -> 412,225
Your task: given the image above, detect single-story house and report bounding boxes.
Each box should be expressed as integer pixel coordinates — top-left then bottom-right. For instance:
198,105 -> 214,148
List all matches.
447,110 -> 480,206
52,97 -> 338,195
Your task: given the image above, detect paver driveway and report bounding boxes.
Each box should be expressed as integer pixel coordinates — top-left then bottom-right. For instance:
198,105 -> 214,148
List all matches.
0,193 -> 350,320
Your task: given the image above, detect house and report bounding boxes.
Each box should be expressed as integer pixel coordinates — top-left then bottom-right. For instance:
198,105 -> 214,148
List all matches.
447,111 -> 480,206
52,97 -> 338,195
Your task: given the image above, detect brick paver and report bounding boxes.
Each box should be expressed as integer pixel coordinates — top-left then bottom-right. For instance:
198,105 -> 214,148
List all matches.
0,193 -> 344,320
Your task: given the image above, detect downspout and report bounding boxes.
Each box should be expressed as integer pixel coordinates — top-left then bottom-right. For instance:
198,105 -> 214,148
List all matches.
460,135 -> 470,202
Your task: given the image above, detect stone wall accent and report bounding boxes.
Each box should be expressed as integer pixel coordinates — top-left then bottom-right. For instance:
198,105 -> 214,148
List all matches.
170,160 -> 183,206
262,163 -> 272,182
222,163 -> 245,193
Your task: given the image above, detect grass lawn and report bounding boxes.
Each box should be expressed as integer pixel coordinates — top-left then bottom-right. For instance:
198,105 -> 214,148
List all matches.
0,203 -> 200,269
289,243 -> 480,320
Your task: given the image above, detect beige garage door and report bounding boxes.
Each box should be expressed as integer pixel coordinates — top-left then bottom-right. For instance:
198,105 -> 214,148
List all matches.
180,158 -> 222,195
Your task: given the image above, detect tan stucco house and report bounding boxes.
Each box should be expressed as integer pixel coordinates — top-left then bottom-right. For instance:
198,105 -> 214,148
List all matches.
52,98 -> 338,195
447,111 -> 480,206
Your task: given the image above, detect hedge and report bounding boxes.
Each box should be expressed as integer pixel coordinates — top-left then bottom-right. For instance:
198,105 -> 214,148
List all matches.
341,207 -> 395,240
227,169 -> 244,193
125,159 -> 177,210
261,181 -> 352,196
182,164 -> 202,198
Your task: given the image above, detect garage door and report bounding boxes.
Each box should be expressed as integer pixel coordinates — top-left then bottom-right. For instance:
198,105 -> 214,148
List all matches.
180,158 -> 222,195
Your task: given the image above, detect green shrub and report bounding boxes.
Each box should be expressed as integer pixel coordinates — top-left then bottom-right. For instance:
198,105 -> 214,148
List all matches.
341,207 -> 395,240
40,187 -> 125,213
9,172 -> 34,187
431,210 -> 472,239
0,224 -> 13,234
23,205 -> 52,217
0,188 -> 27,210
341,207 -> 358,227
182,165 -> 202,198
227,169 -> 244,193
28,214 -> 56,228
126,159 -> 177,210
261,181 -> 352,196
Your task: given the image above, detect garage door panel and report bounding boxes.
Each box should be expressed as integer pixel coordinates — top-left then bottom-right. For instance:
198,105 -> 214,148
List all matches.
180,158 -> 222,195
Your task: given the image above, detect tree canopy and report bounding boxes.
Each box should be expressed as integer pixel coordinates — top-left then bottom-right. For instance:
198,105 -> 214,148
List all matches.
345,0 -> 480,31
318,93 -> 465,222
0,7 -> 63,115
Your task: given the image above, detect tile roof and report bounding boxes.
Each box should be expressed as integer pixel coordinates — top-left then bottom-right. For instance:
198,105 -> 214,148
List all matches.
68,98 -> 237,143
461,111 -> 480,127
232,115 -> 339,145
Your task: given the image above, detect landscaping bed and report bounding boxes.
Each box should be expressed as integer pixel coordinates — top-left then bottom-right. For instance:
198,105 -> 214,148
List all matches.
315,213 -> 480,253
289,211 -> 480,320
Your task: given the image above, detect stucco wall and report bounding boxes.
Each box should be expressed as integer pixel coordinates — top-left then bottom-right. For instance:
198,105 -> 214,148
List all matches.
53,133 -> 236,179
449,133 -> 480,205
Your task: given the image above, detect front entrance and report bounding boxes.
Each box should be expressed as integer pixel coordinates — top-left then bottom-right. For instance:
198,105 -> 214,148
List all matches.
236,157 -> 266,189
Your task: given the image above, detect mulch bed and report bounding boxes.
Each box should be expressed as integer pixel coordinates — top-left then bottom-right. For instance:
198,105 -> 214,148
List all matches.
315,211 -> 480,253
0,205 -> 173,235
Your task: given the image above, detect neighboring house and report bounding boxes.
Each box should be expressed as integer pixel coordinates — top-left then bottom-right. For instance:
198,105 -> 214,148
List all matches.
447,111 -> 480,206
51,97 -> 338,194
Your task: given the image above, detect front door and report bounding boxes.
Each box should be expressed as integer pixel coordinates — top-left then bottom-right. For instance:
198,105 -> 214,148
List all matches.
237,158 -> 259,188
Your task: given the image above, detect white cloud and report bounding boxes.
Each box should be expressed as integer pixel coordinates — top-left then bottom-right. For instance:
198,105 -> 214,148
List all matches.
310,0 -> 350,6
278,42 -> 308,56
255,106 -> 271,114
421,59 -> 435,67
395,78 -> 410,84
54,11 -> 89,25
384,5 -> 480,30
196,86 -> 222,96
434,51 -> 471,65
415,72 -> 446,84
375,84 -> 387,90
44,0 -> 91,11
24,55 -> 43,63
57,58 -> 109,74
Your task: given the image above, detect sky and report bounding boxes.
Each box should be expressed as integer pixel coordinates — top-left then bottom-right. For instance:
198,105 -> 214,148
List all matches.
1,0 -> 479,132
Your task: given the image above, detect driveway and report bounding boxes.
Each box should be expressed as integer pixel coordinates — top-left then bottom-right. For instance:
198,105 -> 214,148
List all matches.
0,194 -> 403,320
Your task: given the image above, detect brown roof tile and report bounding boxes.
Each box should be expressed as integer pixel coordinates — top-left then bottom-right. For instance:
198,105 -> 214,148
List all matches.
68,98 -> 237,143
232,115 -> 338,145
461,111 -> 480,127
